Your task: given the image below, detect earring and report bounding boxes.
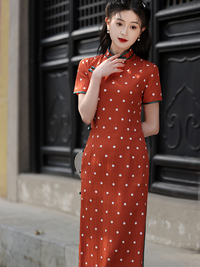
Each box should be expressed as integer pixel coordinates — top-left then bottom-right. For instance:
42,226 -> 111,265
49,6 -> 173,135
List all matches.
107,29 -> 110,33
137,36 -> 140,41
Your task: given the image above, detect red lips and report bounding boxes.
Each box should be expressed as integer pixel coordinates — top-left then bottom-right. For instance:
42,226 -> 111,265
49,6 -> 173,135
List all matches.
118,38 -> 128,43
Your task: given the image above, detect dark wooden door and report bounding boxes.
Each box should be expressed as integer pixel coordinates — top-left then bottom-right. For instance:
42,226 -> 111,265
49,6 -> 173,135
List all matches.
149,0 -> 200,200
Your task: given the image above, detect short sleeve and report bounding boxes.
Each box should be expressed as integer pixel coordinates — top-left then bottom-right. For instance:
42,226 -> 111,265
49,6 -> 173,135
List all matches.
74,59 -> 90,95
142,64 -> 162,104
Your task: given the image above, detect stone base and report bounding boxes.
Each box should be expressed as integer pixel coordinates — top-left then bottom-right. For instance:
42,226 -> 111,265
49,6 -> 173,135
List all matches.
18,174 -> 200,252
146,192 -> 200,251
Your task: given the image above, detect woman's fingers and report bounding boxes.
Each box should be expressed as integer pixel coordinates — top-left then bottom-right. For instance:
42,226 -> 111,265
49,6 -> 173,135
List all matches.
113,63 -> 125,68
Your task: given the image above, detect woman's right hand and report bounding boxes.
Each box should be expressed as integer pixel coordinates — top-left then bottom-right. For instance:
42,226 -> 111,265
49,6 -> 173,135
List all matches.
93,54 -> 126,78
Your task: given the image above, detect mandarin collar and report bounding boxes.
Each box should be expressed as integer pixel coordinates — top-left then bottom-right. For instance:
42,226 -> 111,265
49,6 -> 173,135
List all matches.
105,46 -> 134,60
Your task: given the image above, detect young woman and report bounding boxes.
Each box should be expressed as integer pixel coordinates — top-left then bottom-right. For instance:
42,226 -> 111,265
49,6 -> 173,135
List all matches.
74,1 -> 162,266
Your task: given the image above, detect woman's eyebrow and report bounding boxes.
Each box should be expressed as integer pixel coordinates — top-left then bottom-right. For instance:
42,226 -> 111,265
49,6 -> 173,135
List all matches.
116,18 -> 140,25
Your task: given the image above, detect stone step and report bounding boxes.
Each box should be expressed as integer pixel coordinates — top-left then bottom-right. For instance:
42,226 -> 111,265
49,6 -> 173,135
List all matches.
0,198 -> 199,267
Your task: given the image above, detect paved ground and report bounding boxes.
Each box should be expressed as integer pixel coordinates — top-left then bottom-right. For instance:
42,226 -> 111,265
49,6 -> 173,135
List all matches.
0,198 -> 199,267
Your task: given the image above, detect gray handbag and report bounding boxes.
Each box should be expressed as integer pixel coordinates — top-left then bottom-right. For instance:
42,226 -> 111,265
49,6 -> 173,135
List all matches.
74,150 -> 83,178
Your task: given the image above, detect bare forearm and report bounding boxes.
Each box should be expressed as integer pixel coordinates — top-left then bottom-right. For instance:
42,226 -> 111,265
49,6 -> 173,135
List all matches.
141,121 -> 159,138
79,73 -> 101,124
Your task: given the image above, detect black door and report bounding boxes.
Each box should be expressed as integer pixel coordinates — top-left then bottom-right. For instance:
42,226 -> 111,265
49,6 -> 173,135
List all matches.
30,0 -> 106,177
150,0 -> 200,200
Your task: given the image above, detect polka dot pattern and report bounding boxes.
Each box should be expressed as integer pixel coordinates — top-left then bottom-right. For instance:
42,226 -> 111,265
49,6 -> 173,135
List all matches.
74,48 -> 162,266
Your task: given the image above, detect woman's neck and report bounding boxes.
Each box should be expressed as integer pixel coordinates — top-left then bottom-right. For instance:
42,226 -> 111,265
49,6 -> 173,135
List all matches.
110,43 -> 129,55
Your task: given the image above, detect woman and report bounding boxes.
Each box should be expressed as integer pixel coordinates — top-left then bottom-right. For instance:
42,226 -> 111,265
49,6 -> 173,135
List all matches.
74,1 -> 162,266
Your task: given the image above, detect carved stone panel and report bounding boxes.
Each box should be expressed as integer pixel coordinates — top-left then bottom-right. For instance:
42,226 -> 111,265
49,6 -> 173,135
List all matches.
158,50 -> 200,158
43,69 -> 72,147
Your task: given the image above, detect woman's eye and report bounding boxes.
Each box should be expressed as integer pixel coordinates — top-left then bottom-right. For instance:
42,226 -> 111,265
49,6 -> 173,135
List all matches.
131,26 -> 136,29
117,23 -> 122,26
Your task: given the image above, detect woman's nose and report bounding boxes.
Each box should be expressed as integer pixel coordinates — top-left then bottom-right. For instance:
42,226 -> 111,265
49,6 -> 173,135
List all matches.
121,27 -> 128,36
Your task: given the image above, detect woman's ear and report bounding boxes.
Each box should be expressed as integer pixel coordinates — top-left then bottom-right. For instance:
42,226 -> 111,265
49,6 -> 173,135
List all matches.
105,17 -> 110,30
141,27 -> 146,34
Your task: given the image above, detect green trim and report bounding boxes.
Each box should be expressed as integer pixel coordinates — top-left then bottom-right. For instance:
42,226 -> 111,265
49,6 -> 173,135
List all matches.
106,46 -> 134,60
73,91 -> 86,95
88,66 -> 96,73
143,100 -> 162,105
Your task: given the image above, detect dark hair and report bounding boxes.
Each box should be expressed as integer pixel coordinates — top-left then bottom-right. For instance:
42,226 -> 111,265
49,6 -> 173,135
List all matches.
97,0 -> 151,60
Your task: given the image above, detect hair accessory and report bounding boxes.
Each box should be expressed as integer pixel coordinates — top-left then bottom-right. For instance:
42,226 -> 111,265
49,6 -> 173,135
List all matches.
142,1 -> 146,8
114,0 -> 126,4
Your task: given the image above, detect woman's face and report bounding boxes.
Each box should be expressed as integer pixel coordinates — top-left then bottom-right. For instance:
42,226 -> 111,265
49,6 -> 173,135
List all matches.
106,10 -> 145,55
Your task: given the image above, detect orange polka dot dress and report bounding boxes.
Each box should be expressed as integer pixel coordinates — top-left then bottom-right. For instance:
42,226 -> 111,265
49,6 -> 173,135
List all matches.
74,47 -> 162,267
